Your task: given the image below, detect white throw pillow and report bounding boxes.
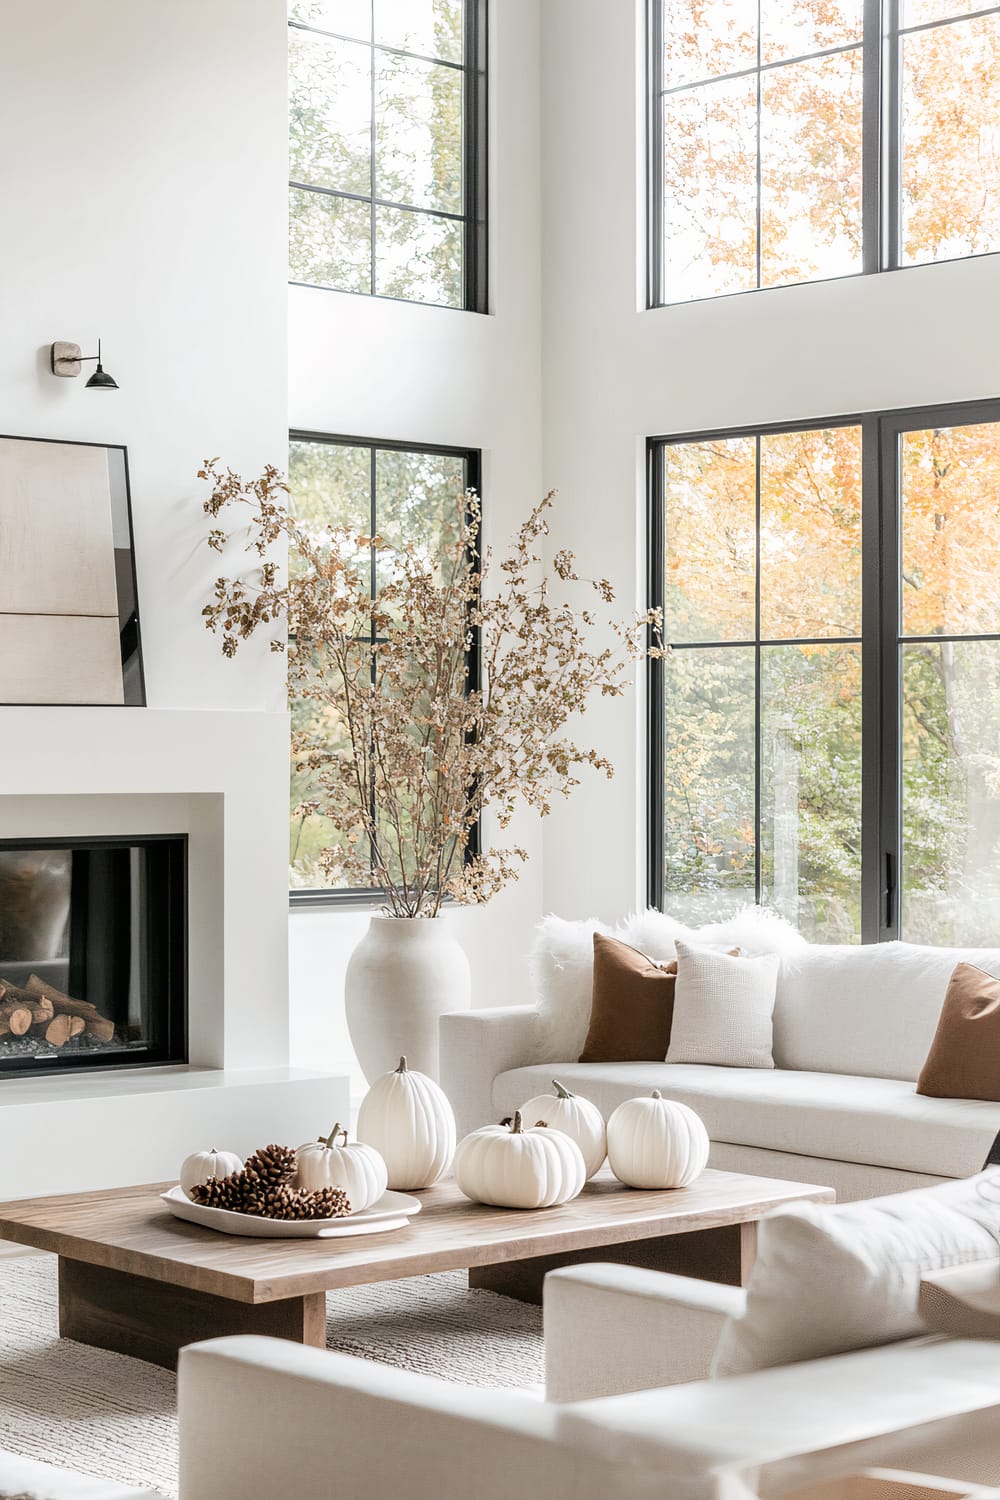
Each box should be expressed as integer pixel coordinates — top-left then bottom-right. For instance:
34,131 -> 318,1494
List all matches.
712,1170 -> 1000,1376
666,941 -> 778,1068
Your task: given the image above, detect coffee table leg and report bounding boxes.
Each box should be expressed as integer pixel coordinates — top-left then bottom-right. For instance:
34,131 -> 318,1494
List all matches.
58,1258 -> 327,1369
469,1221 -> 759,1304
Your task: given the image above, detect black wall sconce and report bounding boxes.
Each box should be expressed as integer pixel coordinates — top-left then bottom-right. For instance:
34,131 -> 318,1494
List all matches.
50,339 -> 119,389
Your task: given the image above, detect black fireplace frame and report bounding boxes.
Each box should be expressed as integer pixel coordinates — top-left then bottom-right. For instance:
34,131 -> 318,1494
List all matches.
0,833 -> 188,1079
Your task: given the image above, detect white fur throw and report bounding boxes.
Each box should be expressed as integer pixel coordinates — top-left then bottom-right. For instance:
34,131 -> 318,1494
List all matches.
531,906 -> 807,1061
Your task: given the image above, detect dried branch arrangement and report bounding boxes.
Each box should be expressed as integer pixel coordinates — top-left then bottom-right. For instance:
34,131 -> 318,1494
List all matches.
200,459 -> 662,917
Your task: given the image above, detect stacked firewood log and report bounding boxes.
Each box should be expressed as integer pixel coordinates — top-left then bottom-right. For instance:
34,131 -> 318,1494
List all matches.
0,974 -> 115,1047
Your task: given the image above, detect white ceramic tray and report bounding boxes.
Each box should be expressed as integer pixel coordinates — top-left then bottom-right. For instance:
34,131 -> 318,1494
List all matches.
161,1185 -> 422,1239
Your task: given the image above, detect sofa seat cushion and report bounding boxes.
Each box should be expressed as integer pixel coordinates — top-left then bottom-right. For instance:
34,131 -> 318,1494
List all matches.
493,1062 -> 1000,1178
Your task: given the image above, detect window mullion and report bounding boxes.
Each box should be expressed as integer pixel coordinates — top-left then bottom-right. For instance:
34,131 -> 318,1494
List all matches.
877,415 -> 902,939
882,0 -> 901,269
862,0 -> 884,274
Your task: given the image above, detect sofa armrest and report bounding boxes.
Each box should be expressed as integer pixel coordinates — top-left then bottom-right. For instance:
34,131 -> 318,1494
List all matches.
778,1471 -> 994,1500
177,1336 -> 667,1500
439,1004 -> 545,1137
544,1265 -> 746,1401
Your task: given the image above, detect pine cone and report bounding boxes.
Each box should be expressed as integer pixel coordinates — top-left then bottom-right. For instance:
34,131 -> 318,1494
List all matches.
242,1180 -> 301,1218
243,1143 -> 296,1186
301,1186 -> 351,1220
190,1171 -> 247,1212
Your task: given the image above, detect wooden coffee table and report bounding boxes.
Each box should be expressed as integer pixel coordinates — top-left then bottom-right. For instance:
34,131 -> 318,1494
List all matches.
0,1169 -> 833,1367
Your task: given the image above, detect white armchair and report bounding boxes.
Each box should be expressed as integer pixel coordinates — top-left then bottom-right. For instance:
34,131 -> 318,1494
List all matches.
177,1333 -> 1000,1500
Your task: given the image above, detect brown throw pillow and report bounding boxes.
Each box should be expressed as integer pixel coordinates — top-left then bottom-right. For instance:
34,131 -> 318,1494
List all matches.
579,934 -> 678,1063
917,962 -> 1000,1100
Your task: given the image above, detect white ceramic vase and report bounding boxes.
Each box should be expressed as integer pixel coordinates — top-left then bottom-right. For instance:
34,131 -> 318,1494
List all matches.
344,915 -> 471,1084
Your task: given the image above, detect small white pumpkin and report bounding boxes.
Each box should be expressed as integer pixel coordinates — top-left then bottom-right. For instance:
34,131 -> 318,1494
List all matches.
357,1055 -> 457,1190
519,1079 -> 607,1178
454,1110 -> 586,1209
295,1124 -> 388,1214
179,1147 -> 243,1199
606,1091 -> 709,1189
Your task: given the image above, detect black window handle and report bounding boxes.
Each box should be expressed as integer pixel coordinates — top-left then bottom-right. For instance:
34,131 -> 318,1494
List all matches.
885,851 -> 896,930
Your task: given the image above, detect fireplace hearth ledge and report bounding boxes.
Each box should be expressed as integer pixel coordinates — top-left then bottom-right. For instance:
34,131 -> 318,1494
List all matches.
0,1065 -> 347,1204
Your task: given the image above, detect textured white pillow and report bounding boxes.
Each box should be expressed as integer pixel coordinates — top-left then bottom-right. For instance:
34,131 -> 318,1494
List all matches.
666,940 -> 778,1068
713,1170 -> 1000,1376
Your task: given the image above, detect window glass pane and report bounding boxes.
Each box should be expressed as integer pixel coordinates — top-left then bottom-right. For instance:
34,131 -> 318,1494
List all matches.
760,0 -> 863,65
760,645 -> 862,942
375,205 -> 463,305
662,76 -> 758,301
375,0 -> 465,64
900,420 -> 1000,637
661,0 -> 757,89
760,50 -> 864,288
759,426 -> 862,639
375,449 -> 466,586
289,30 -> 371,194
663,437 -> 756,643
901,640 -> 1000,945
288,443 -> 373,891
289,0 -> 372,41
901,0 -> 988,27
289,187 -> 371,291
900,13 -> 1000,265
376,54 -> 464,213
662,646 -> 756,920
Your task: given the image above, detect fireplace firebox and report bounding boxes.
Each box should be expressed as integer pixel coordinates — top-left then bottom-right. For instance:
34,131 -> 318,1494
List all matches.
0,836 -> 187,1077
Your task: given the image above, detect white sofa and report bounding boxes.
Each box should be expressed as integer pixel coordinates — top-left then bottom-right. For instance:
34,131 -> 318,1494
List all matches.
441,926 -> 1000,1201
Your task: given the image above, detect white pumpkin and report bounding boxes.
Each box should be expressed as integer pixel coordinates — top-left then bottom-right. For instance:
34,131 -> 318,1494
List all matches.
357,1055 -> 456,1190
179,1147 -> 243,1199
295,1124 -> 388,1214
454,1110 -> 586,1209
520,1079 -> 607,1178
606,1090 -> 709,1189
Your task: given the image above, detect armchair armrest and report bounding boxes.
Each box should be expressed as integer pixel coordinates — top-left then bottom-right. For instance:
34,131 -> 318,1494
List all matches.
544,1265 -> 746,1401
439,1004 -> 545,1137
779,1472 -> 998,1500
177,1336 -> 667,1500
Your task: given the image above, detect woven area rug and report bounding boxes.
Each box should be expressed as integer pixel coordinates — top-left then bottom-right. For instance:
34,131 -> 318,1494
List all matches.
0,1252 -> 544,1497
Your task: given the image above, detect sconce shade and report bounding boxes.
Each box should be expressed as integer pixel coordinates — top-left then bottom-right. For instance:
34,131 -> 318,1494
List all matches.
85,363 -> 119,390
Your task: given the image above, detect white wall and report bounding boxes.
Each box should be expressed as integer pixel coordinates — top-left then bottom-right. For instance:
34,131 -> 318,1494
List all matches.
538,0 -> 1000,924
0,0 -> 288,714
288,0 -> 544,1091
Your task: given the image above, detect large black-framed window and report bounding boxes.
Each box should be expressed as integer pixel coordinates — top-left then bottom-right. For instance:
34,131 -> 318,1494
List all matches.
289,431 -> 481,908
647,0 -> 1000,307
648,397 -> 1000,946
288,0 -> 488,312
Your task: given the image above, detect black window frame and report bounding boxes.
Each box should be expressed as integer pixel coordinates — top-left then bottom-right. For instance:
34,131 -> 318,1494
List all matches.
288,0 -> 489,315
647,394 -> 1000,942
646,0 -> 1000,309
288,430 -> 482,910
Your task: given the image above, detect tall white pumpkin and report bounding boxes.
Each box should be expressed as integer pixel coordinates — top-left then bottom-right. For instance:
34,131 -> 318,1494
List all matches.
606,1090 -> 709,1189
357,1055 -> 457,1189
519,1079 -> 607,1177
454,1111 -> 586,1209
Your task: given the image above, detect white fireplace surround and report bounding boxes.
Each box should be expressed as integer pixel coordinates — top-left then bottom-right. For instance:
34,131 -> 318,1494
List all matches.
0,706 -> 347,1201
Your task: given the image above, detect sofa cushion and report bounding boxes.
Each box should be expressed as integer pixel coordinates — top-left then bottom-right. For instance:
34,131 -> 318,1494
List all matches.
917,962 -> 1000,1101
493,1061 -> 1000,1178
773,942 -> 1000,1082
712,1171 -> 1000,1376
667,943 -> 778,1069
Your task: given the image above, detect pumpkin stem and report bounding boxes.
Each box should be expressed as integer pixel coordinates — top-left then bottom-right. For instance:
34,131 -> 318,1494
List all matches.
511,1109 -> 524,1134
323,1124 -> 348,1149
397,1056 -> 408,1073
551,1080 -> 573,1099
651,1089 -> 663,1100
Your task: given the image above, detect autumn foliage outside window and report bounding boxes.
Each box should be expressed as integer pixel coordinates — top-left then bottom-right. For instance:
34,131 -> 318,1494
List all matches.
651,405 -> 1000,949
652,0 -> 1000,303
